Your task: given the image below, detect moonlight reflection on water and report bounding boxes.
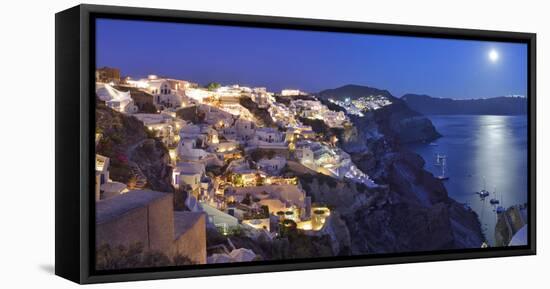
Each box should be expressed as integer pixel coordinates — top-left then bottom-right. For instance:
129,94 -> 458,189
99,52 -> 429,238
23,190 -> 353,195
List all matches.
409,115 -> 528,246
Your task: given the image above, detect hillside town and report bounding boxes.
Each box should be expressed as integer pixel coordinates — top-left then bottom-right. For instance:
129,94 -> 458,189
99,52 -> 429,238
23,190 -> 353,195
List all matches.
94,66 -> 390,267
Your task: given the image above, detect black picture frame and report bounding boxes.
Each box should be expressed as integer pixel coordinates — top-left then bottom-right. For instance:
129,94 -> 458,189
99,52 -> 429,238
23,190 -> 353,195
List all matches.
55,4 -> 536,284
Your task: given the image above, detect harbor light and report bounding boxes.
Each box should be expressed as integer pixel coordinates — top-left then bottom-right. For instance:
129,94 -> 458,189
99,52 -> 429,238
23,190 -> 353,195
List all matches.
169,149 -> 177,161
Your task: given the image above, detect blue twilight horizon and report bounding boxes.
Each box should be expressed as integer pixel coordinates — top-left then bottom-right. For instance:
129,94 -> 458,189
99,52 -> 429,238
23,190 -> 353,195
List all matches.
96,18 -> 528,100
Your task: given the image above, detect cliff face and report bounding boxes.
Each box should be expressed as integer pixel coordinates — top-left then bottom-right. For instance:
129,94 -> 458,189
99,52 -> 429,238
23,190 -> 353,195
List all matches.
96,100 -> 173,192
295,154 -> 484,254
372,98 -> 441,144
494,205 -> 528,247
294,85 -> 485,254
318,85 -> 441,144
130,139 -> 174,193
356,150 -> 483,252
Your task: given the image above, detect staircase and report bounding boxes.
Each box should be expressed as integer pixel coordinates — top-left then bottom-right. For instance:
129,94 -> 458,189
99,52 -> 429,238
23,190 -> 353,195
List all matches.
128,162 -> 147,189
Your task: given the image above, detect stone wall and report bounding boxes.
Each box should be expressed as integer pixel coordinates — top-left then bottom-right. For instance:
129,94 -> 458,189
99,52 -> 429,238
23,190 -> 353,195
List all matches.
173,212 -> 207,264
96,200 -> 150,250
96,190 -> 174,256
96,190 -> 207,265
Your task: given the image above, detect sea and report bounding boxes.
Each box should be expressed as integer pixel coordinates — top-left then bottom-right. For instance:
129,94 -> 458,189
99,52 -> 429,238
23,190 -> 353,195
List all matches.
407,115 -> 528,246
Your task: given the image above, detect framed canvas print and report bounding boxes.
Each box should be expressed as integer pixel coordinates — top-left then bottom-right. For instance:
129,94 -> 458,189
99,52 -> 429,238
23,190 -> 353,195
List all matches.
55,4 -> 536,284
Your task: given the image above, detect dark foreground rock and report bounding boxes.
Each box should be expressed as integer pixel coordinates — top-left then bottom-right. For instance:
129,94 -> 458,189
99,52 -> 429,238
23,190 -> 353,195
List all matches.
494,204 -> 528,247
292,153 -> 484,254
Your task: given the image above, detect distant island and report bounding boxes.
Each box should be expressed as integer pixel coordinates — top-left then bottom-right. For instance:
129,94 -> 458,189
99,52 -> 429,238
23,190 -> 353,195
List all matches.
401,94 -> 527,115
318,84 -> 394,101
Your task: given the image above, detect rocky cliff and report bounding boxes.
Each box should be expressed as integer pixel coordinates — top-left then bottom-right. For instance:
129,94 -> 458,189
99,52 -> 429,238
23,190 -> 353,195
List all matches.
292,155 -> 483,254
372,100 -> 441,144
291,84 -> 486,254
96,100 -> 173,192
318,85 -> 440,144
494,204 -> 528,247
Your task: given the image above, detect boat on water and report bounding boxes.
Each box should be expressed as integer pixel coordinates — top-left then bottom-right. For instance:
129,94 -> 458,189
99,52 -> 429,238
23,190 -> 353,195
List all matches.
495,190 -> 506,214
477,190 -> 490,198
434,153 -> 445,166
476,177 -> 490,198
489,188 -> 501,204
435,154 -> 450,181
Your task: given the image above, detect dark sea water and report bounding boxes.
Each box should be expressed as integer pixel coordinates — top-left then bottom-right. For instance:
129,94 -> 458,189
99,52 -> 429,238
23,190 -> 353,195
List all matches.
408,115 -> 528,246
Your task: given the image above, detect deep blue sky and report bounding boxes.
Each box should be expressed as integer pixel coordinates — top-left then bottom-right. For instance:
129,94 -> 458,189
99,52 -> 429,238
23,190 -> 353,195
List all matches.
96,18 -> 528,99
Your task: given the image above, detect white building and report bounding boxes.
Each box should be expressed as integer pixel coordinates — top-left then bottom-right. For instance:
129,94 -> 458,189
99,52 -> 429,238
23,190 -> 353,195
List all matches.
269,102 -> 298,127
172,162 -> 206,193
95,154 -> 110,201
290,99 -> 349,128
133,113 -> 181,147
199,104 -> 236,128
215,85 -> 243,103
251,87 -> 270,108
95,154 -> 127,201
257,156 -> 286,175
185,88 -> 212,103
177,138 -> 208,161
211,140 -> 239,153
286,125 -> 315,141
281,89 -> 306,96
232,184 -> 306,213
96,83 -> 138,114
200,203 -> 239,233
147,79 -> 184,109
177,124 -> 222,162
235,118 -> 256,142
253,127 -> 284,144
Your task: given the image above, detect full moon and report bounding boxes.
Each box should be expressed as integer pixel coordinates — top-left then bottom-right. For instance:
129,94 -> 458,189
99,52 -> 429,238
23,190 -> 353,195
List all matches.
489,49 -> 499,62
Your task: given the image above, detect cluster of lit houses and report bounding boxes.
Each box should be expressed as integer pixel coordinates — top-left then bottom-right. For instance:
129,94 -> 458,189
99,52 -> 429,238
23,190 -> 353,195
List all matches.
289,99 -> 350,128
328,95 -> 393,117
94,67 -> 377,265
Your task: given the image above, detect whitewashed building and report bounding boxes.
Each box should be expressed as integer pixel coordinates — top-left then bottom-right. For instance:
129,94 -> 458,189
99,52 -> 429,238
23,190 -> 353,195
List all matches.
95,154 -> 127,201
96,83 -> 138,114
235,118 -> 256,142
254,127 -> 284,144
281,89 -> 306,96
172,162 -> 206,193
147,79 -> 184,109
257,156 -> 286,175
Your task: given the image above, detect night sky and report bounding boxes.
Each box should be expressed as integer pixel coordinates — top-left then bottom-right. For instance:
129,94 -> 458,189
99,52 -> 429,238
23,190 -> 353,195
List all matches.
96,18 -> 528,99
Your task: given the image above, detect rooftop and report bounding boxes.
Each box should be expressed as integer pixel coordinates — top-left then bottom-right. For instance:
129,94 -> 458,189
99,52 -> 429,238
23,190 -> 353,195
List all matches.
96,190 -> 170,224
175,162 -> 205,175
95,154 -> 109,172
96,83 -> 132,102
100,181 -> 127,193
256,127 -> 279,133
